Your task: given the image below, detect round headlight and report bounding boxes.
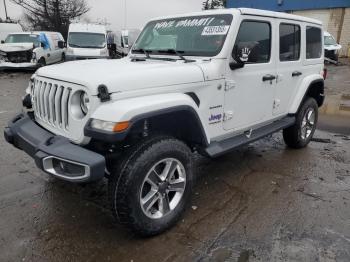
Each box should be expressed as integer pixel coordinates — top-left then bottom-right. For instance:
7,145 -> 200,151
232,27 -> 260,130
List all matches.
80,92 -> 90,115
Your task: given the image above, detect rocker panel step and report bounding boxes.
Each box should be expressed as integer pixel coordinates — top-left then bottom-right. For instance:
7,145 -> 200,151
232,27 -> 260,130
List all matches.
205,116 -> 296,157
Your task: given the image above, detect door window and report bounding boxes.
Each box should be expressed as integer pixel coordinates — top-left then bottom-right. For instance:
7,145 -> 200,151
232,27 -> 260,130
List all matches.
306,26 -> 322,59
279,23 -> 300,61
233,21 -> 271,63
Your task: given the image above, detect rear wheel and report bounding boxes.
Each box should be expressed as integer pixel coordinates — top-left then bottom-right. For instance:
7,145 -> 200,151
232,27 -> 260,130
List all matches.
108,136 -> 193,236
283,97 -> 318,148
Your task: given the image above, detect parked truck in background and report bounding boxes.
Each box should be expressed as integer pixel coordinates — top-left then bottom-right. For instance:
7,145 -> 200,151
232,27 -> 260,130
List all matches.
115,29 -> 140,57
0,22 -> 23,42
66,23 -> 115,60
0,31 -> 65,69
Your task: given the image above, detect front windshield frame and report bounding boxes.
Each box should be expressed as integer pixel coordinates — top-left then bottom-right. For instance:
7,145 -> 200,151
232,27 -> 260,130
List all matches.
132,14 -> 233,57
68,32 -> 107,49
324,35 -> 337,46
5,34 -> 40,47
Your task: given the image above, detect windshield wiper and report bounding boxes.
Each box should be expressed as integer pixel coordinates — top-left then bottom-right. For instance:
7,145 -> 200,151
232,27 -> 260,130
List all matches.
69,43 -> 82,48
132,48 -> 151,58
156,49 -> 195,63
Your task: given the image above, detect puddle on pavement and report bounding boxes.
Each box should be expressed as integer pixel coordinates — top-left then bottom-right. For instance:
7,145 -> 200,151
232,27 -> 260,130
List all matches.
318,94 -> 350,135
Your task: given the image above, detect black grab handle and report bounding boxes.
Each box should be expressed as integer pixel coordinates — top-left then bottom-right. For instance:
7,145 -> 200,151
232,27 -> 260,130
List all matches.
262,74 -> 276,82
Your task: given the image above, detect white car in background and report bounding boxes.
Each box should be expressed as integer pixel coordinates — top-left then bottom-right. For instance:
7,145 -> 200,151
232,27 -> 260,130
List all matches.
0,31 -> 65,69
324,31 -> 342,62
66,23 -> 111,60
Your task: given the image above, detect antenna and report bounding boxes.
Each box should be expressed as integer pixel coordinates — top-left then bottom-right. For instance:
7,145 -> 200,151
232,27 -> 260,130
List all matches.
4,0 -> 9,20
124,0 -> 127,29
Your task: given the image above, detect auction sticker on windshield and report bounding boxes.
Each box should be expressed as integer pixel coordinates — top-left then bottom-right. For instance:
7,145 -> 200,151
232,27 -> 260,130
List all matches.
202,25 -> 230,36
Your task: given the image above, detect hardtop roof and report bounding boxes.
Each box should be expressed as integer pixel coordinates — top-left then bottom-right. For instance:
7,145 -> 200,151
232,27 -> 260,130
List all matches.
149,8 -> 322,26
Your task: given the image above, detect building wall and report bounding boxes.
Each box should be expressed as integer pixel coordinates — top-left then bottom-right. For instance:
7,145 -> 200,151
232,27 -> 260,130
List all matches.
339,8 -> 350,57
293,8 -> 350,57
227,0 -> 350,12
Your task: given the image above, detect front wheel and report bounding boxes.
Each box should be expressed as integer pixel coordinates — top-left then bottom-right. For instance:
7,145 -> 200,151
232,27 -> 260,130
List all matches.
283,97 -> 318,148
37,57 -> 46,68
108,136 -> 193,236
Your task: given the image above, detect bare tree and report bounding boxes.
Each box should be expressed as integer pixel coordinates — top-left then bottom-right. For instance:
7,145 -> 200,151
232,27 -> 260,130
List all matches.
203,0 -> 226,10
10,0 -> 90,38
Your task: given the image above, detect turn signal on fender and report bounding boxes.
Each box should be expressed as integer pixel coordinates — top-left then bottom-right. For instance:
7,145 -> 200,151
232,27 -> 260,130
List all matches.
113,121 -> 130,132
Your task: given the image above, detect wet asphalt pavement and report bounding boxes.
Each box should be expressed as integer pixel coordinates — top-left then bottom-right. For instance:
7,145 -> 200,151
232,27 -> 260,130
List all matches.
0,63 -> 350,262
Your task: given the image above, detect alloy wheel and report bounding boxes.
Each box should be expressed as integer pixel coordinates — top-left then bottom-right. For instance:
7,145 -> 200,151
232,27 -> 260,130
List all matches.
140,158 -> 186,219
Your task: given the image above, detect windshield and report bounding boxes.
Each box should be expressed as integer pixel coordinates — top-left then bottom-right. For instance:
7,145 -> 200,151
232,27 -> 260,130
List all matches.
324,35 -> 337,46
5,34 -> 40,46
132,14 -> 233,57
68,32 -> 106,48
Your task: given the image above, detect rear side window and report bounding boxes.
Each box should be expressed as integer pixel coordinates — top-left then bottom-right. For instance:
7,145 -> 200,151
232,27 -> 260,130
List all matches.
306,26 -> 322,59
279,23 -> 300,61
233,21 -> 271,63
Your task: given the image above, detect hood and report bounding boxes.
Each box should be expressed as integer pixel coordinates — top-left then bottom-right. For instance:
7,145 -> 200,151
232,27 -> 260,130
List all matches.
0,43 -> 34,52
36,58 -> 205,95
324,44 -> 342,51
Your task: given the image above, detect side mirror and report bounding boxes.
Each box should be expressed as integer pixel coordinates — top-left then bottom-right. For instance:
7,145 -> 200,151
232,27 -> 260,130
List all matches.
1,40 -> 4,44
58,40 -> 65,49
229,46 -> 245,70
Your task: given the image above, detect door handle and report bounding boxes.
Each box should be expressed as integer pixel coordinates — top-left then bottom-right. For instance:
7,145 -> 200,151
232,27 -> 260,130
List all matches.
262,74 -> 276,82
292,71 -> 302,77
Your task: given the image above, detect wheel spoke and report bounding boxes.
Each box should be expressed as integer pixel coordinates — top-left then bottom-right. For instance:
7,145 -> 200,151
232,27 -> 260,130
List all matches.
301,118 -> 307,128
160,194 -> 170,214
301,126 -> 307,139
162,160 -> 178,181
147,170 -> 162,186
168,180 -> 185,192
142,191 -> 159,212
307,110 -> 315,125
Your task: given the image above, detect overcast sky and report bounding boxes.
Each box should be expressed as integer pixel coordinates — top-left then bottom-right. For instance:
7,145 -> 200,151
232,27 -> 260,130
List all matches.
2,0 -> 204,30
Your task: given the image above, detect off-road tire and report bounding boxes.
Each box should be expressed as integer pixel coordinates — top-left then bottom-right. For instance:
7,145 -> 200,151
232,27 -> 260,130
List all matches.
283,97 -> 318,148
108,136 -> 193,236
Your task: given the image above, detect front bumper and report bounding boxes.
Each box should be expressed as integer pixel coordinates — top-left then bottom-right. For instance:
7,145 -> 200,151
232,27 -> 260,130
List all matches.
4,113 -> 106,183
0,61 -> 37,69
66,55 -> 109,61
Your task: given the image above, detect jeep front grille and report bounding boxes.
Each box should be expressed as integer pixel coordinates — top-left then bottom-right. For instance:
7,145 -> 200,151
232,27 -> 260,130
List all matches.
33,79 -> 72,131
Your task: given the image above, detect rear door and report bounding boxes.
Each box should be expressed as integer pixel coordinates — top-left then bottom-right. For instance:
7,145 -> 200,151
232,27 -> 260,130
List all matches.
224,17 -> 277,131
273,20 -> 303,116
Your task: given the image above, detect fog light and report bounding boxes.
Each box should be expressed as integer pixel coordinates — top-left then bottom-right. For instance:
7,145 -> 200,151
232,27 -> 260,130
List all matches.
52,159 -> 85,177
43,157 -> 89,180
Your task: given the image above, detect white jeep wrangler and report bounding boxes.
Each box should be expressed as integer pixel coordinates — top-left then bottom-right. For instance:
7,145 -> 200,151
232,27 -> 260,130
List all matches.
4,8 -> 325,236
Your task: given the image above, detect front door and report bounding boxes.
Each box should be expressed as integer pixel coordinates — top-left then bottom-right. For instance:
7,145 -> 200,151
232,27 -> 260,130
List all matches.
224,18 -> 276,131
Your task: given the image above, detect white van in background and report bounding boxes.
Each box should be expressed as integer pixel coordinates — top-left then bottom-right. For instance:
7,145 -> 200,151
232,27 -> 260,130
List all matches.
324,31 -> 342,62
0,31 -> 65,69
115,29 -> 140,57
66,23 -> 111,60
0,22 -> 23,42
